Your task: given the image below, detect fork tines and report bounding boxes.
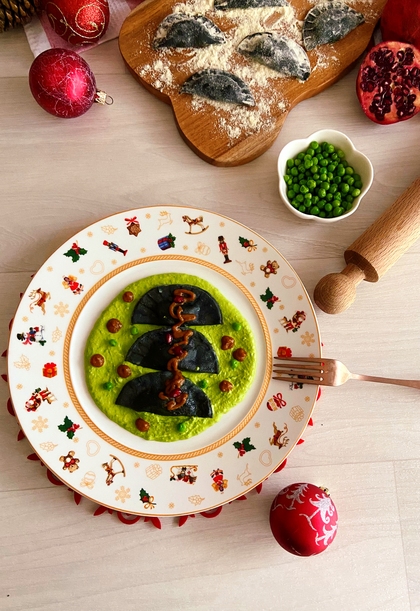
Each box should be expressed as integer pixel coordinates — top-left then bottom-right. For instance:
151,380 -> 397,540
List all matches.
273,356 -> 325,385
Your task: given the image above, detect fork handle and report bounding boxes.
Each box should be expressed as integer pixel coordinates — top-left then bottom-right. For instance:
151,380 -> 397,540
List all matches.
351,373 -> 420,390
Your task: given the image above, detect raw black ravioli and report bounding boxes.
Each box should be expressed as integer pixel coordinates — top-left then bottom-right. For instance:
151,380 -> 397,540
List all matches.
125,328 -> 220,373
238,33 -> 311,81
180,69 -> 255,107
116,372 -> 213,418
154,13 -> 226,48
214,0 -> 289,9
131,284 -> 223,326
303,1 -> 364,51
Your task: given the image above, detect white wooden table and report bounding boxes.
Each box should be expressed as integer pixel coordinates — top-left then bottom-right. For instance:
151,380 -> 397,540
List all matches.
1,26 -> 420,611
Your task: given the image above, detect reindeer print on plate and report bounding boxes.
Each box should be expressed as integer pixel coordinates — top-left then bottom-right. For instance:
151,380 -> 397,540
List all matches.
8,205 -> 320,517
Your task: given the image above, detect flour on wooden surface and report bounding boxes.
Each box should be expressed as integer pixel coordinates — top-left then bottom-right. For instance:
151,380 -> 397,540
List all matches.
136,0 -> 366,143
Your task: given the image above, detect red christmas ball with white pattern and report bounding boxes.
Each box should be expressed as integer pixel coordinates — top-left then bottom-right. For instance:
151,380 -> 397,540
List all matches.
41,0 -> 109,45
29,48 -> 109,118
269,483 -> 338,556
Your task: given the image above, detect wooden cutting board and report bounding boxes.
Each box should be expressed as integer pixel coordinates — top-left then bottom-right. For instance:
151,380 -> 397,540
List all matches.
119,0 -> 387,166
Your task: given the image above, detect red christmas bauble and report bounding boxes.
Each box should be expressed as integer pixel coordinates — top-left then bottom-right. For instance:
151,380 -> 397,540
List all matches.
270,483 -> 338,556
42,0 -> 109,45
29,49 -> 101,118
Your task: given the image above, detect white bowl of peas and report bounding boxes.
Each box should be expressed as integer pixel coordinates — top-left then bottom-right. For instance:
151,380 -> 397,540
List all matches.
277,129 -> 374,222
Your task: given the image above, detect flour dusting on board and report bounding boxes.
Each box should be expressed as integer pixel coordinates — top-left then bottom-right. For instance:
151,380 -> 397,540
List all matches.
137,1 -> 303,142
135,0 -> 376,144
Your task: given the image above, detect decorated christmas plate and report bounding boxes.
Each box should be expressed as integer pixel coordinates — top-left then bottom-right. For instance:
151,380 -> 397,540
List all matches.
8,206 -> 321,516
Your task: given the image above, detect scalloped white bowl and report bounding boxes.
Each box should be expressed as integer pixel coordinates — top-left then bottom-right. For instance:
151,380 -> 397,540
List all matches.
277,129 -> 374,223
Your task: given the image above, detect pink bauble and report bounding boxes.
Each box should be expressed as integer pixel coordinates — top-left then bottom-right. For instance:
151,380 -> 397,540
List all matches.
270,483 -> 338,556
29,49 -> 97,118
42,0 -> 109,45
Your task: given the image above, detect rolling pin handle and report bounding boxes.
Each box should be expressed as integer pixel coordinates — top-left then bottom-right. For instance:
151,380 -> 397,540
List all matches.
313,263 -> 366,314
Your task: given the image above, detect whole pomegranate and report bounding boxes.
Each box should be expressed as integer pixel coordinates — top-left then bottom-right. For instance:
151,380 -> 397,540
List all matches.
381,0 -> 420,49
356,41 -> 420,124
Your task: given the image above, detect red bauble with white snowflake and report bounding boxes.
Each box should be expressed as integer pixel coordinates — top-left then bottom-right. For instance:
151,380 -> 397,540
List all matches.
269,483 -> 338,556
29,48 -> 109,118
42,0 -> 109,45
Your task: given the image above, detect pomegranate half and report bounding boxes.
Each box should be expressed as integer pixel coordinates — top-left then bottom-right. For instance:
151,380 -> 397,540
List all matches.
356,41 -> 420,124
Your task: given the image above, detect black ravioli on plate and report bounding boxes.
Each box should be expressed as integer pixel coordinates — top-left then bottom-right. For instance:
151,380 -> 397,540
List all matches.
214,0 -> 289,10
131,284 -> 223,326
115,372 -> 213,418
303,1 -> 364,51
154,13 -> 226,48
125,328 -> 220,373
180,69 -> 255,107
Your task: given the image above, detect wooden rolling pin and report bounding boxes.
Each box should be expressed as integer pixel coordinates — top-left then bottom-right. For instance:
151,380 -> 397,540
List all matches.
314,178 -> 420,314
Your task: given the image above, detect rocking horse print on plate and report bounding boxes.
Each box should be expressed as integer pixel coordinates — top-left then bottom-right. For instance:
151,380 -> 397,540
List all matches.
7,205 -> 321,517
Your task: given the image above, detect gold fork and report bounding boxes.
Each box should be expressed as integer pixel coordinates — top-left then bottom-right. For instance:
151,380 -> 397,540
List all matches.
273,356 -> 420,389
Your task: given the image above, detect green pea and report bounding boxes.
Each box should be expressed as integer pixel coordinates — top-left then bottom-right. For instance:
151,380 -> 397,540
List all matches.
130,327 -> 139,336
284,141 -> 362,219
178,422 -> 187,432
232,322 -> 242,331
230,359 -> 239,369
103,381 -> 113,390
109,339 -> 118,347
